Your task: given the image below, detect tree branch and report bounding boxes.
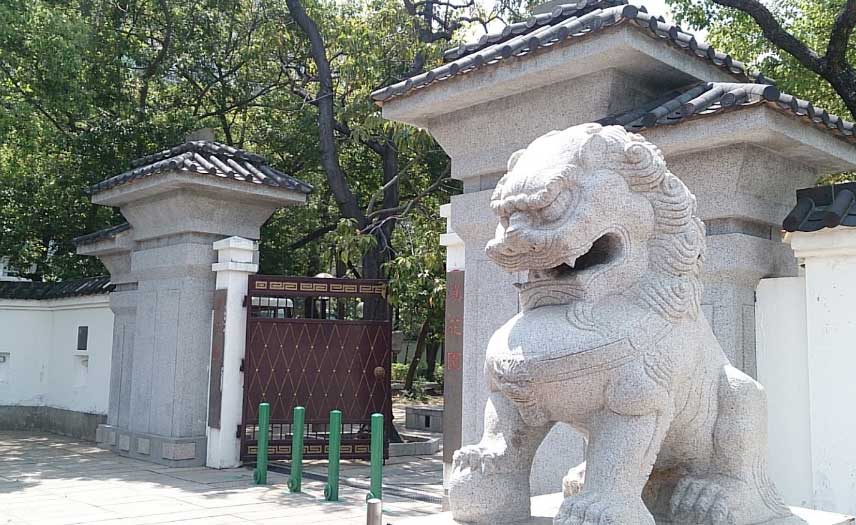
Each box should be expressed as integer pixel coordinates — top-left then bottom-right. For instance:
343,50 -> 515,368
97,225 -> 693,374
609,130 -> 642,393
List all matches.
288,84 -> 351,135
827,0 -> 856,73
283,0 -> 365,223
366,170 -> 402,215
711,0 -> 824,75
138,0 -> 173,119
288,224 -> 337,250
0,63 -> 78,136
195,73 -> 286,120
365,164 -> 450,225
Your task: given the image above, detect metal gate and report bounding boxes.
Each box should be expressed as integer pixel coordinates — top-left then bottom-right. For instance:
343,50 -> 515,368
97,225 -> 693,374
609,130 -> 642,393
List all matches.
240,275 -> 391,462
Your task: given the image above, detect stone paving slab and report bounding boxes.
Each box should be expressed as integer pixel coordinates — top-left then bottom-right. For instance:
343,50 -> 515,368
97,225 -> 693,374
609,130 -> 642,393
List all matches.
0,431 -> 442,525
397,493 -> 856,525
293,450 -> 445,502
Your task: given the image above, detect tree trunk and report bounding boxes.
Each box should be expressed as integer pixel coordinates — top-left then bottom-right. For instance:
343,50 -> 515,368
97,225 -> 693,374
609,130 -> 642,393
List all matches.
424,341 -> 439,381
284,0 -> 364,222
404,318 -> 430,391
361,249 -> 388,321
361,138 -> 399,320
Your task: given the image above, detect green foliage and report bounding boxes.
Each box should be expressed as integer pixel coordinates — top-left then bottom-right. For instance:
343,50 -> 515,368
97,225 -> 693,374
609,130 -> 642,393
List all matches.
667,0 -> 854,183
667,0 -> 848,116
391,362 -> 409,382
0,0 -> 451,284
330,218 -> 379,266
384,211 -> 447,343
402,379 -> 428,401
0,0 -> 528,355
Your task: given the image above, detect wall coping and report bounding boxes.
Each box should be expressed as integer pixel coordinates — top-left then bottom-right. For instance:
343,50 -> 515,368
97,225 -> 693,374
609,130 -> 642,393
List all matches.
786,227 -> 856,258
0,294 -> 111,311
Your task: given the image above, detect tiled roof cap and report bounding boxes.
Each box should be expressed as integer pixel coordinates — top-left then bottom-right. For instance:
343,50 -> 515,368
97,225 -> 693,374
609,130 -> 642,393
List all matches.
784,182 -> 856,232
602,81 -> 856,144
73,222 -> 131,247
87,141 -> 313,195
0,276 -> 113,300
442,0 -> 628,62
371,0 -> 764,103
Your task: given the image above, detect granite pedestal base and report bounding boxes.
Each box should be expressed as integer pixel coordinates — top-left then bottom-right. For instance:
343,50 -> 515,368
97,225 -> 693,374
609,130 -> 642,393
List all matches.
95,423 -> 206,467
396,493 -> 854,525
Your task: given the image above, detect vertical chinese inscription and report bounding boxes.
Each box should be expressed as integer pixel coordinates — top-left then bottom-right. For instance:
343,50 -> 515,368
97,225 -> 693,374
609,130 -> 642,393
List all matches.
443,270 -> 464,466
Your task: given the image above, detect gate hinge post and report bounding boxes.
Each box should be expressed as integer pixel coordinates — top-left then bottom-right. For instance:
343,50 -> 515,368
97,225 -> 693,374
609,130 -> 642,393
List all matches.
236,424 -> 242,439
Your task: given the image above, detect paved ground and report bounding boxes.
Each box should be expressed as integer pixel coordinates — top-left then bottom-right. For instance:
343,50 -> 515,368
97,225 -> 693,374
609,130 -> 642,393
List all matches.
0,431 -> 443,525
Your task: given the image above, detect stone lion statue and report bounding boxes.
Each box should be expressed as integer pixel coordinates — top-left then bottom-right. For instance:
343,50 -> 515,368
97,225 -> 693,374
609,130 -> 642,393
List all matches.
448,124 -> 803,525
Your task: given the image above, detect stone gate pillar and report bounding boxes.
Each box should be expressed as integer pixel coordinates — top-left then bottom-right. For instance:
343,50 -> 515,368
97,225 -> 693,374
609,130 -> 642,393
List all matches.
371,1 -> 856,495
78,139 -> 311,466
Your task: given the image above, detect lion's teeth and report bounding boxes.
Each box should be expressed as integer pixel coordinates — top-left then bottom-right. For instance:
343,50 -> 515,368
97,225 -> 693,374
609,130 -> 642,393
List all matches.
566,258 -> 577,269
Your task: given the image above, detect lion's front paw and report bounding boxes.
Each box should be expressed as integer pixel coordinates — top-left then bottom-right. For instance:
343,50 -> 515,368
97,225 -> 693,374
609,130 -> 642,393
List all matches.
453,444 -> 503,476
554,492 -> 654,525
562,461 -> 586,497
449,444 -> 530,524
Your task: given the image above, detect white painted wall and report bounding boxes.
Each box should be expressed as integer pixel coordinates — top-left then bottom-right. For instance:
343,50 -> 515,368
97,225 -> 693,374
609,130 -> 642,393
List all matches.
789,228 -> 856,516
0,295 -> 113,415
755,277 -> 812,508
756,227 -> 856,517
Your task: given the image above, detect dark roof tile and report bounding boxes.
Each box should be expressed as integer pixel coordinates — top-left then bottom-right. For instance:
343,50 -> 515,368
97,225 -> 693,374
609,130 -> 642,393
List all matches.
784,182 -> 856,232
371,1 -> 760,103
88,141 -> 313,195
441,0 -> 627,62
73,222 -> 131,247
0,276 -> 113,300
603,81 -> 856,145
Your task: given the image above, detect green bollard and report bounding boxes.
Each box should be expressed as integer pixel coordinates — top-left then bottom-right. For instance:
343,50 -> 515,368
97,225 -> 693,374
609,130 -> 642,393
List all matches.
368,413 -> 383,500
253,402 -> 270,485
324,410 -> 342,502
287,406 -> 305,493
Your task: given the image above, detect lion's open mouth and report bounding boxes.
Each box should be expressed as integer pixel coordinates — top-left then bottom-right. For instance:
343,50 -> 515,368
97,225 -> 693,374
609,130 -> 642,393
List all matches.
520,232 -> 624,289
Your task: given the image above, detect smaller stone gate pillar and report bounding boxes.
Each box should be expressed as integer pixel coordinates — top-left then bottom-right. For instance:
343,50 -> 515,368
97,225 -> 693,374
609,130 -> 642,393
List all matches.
78,138 -> 311,466
207,236 -> 258,468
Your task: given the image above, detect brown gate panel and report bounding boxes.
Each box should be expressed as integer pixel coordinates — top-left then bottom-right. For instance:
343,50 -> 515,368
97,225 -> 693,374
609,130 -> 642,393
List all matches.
241,275 -> 391,462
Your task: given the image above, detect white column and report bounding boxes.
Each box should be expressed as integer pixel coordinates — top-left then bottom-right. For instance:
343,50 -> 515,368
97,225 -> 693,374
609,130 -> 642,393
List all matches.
440,204 -> 465,273
787,228 -> 856,515
206,236 -> 258,469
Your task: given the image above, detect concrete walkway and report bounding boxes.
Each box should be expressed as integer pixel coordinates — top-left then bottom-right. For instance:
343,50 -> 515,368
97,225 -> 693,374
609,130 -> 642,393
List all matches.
0,431 -> 442,525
